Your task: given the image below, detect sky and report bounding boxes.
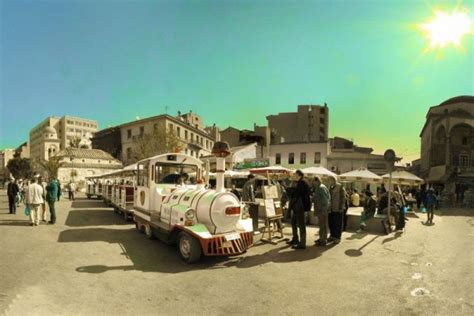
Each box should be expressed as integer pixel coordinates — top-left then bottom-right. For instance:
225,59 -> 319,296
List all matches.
1,0 -> 473,163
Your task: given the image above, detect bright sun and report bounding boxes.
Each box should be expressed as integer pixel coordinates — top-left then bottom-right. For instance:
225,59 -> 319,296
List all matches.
421,10 -> 472,48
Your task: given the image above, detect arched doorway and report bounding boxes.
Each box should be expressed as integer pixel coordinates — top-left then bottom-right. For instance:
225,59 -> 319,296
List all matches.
449,123 -> 473,168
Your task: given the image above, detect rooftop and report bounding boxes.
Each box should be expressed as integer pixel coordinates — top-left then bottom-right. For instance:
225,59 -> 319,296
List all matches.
55,148 -> 120,161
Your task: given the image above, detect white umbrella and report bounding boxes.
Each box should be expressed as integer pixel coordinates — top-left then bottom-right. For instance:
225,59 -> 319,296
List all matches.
381,170 -> 424,185
300,166 -> 337,178
250,165 -> 292,174
338,168 -> 382,183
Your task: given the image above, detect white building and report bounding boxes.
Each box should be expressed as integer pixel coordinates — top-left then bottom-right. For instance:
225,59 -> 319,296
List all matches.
269,142 -> 330,169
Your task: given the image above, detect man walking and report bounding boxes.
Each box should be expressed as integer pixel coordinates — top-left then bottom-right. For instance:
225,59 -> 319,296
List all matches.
26,177 -> 44,226
242,174 -> 259,234
328,176 -> 346,244
46,177 -> 59,224
68,181 -> 76,201
287,170 -> 311,250
7,179 -> 20,214
313,176 -> 331,246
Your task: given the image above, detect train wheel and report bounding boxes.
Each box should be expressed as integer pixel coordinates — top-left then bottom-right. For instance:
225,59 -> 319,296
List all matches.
144,225 -> 154,239
177,232 -> 202,263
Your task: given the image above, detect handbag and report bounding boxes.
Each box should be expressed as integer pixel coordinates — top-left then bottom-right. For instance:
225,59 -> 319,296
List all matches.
24,205 -> 31,216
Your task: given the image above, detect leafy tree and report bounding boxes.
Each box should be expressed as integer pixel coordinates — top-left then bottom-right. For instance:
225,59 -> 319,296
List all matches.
39,157 -> 65,180
69,136 -> 82,148
7,157 -> 33,180
131,124 -> 183,162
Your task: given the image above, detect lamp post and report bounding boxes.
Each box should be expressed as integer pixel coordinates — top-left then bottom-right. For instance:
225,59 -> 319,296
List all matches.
384,149 -> 396,232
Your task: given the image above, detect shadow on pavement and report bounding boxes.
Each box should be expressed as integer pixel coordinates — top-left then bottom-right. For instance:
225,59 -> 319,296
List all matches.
345,235 -> 380,257
58,228 -> 233,273
71,198 -> 105,209
65,209 -> 130,227
381,231 -> 403,244
0,219 -> 32,226
437,209 -> 474,217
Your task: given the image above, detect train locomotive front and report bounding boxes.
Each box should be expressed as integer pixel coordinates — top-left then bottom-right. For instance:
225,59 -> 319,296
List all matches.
132,143 -> 254,263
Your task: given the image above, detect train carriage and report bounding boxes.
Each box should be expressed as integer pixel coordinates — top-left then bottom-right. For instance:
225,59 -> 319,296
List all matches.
133,142 -> 254,263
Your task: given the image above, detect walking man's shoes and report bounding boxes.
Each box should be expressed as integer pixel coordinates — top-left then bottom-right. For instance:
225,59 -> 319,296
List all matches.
48,221 -> 55,225
286,239 -> 298,245
315,240 -> 327,246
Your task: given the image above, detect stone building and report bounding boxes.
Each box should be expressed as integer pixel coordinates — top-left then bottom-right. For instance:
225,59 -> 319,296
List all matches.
220,124 -> 270,159
269,142 -> 329,169
420,95 -> 474,184
91,126 -> 122,160
29,115 -> 98,169
119,111 -> 220,165
326,137 -> 389,175
267,104 -> 329,144
54,148 -> 122,187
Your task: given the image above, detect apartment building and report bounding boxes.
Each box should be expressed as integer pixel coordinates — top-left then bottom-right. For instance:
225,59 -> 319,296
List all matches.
29,116 -> 98,168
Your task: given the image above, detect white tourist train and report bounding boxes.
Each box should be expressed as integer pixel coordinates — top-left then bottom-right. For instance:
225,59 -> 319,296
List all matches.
132,142 -> 254,263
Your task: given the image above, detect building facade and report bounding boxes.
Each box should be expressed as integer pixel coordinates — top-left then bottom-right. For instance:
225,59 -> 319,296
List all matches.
326,137 -> 389,175
29,116 -> 98,168
267,104 -> 329,144
420,96 -> 474,184
91,126 -> 122,160
220,124 -> 270,159
55,148 -> 122,187
269,142 -> 330,169
120,112 -> 219,165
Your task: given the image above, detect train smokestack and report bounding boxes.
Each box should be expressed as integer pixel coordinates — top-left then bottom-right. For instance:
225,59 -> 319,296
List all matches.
211,141 -> 231,193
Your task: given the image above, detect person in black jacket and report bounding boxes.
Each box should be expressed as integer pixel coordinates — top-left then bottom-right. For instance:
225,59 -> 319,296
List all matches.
286,170 -> 311,249
7,179 -> 20,214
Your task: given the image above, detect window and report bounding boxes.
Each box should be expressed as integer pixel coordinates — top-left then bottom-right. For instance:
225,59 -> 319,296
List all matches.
139,126 -> 145,137
459,155 -> 469,168
191,150 -> 194,157
275,153 -> 281,165
206,140 -> 209,148
300,152 -> 306,164
320,117 -> 325,124
155,163 -> 198,184
314,152 -> 321,164
185,130 -> 188,140
177,126 -> 181,137
126,147 -> 132,159
127,129 -> 132,139
169,123 -> 173,131
288,153 -> 294,165
320,126 -> 325,133
462,137 -> 468,146
320,108 -> 325,114
153,123 -> 158,131
191,133 -> 194,142
137,163 -> 149,187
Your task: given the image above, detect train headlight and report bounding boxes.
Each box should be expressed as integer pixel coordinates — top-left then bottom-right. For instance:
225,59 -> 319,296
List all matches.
185,209 -> 195,220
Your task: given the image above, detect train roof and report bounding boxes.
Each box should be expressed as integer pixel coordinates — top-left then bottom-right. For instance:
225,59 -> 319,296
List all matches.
137,153 -> 203,166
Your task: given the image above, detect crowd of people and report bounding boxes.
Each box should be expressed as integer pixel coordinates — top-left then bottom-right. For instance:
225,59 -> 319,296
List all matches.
6,177 -> 77,226
240,170 -> 441,250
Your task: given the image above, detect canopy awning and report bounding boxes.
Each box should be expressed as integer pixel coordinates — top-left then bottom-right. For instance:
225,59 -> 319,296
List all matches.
250,165 -> 292,174
300,166 -> 337,178
338,168 -> 382,183
382,170 -> 424,185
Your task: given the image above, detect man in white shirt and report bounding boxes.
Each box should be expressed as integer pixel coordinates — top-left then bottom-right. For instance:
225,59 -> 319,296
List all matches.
26,177 -> 45,226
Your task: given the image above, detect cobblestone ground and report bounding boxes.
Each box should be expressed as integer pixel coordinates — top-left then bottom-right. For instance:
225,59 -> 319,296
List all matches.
0,190 -> 473,315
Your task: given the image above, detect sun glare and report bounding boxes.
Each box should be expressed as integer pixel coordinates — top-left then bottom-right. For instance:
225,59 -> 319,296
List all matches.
421,10 -> 472,48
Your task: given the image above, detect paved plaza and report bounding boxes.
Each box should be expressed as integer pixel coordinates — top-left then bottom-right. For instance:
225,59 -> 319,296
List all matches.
0,190 -> 473,315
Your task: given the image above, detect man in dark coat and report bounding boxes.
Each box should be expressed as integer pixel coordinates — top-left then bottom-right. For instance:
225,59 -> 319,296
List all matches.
287,170 -> 311,249
242,174 -> 259,233
7,179 -> 20,214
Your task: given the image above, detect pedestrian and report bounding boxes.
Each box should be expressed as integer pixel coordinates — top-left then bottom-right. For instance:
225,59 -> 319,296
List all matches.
242,174 -> 259,234
287,170 -> 311,249
39,176 -> 48,222
46,177 -> 60,224
68,181 -> 76,201
424,186 -> 436,225
57,180 -> 62,201
230,184 -> 241,201
351,189 -> 360,207
7,179 -> 20,214
25,177 -> 44,226
312,176 -> 331,246
328,176 -> 346,244
357,189 -> 377,232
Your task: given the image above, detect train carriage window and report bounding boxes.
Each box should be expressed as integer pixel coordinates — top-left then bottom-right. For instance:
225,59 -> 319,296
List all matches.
155,163 -> 199,185
137,163 -> 149,187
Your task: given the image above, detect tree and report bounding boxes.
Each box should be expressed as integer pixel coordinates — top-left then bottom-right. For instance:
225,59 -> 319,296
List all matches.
39,157 -> 65,180
131,125 -> 183,162
69,136 -> 82,148
7,157 -> 33,180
